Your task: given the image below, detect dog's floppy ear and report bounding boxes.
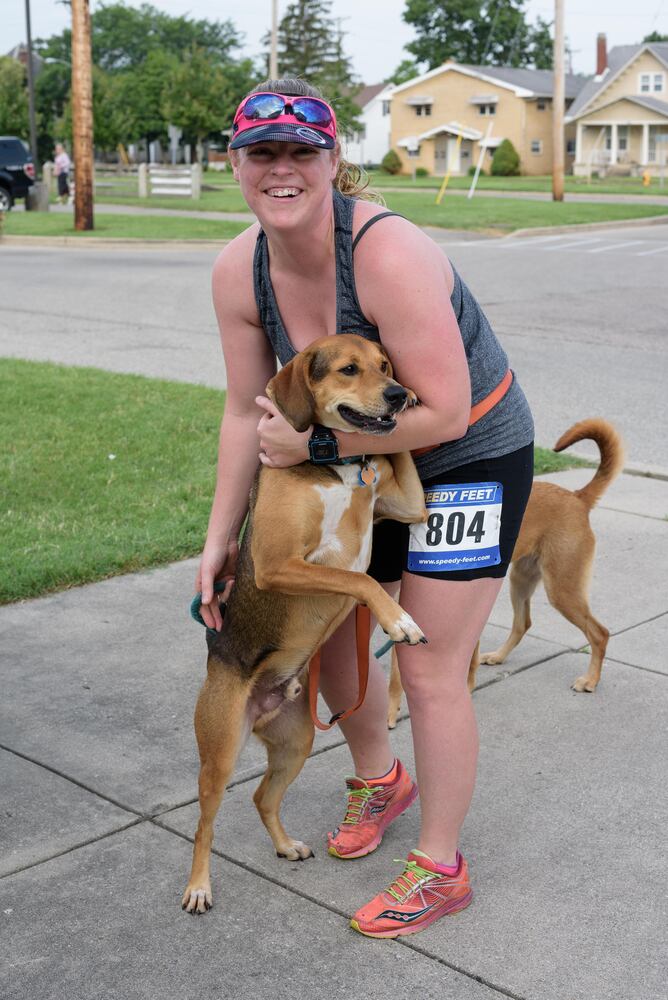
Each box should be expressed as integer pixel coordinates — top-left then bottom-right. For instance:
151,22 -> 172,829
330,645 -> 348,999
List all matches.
266,353 -> 316,432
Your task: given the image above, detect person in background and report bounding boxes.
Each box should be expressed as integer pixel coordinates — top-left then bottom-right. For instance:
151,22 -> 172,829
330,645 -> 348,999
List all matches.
54,144 -> 71,205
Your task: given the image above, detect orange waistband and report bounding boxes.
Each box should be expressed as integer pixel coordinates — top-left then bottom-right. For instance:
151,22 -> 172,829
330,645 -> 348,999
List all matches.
411,369 -> 513,458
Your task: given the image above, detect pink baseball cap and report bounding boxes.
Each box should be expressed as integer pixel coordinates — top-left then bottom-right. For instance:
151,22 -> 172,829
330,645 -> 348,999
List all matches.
230,92 -> 337,150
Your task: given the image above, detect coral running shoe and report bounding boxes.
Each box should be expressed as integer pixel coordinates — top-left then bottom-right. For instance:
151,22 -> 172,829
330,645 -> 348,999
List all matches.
350,850 -> 472,938
327,760 -> 418,860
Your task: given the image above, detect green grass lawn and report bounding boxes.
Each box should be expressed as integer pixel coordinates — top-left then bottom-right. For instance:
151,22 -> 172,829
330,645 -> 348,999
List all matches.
2,360 -> 589,604
378,192 -> 667,231
367,171 -> 668,196
1,360 -> 224,603
4,195 -> 664,242
1,212 -> 249,241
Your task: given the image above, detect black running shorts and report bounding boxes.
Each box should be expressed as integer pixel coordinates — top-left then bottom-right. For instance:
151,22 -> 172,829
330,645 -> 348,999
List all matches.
368,442 -> 534,583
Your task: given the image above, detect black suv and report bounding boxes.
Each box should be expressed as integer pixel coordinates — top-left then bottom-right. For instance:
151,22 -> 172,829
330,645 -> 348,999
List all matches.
0,136 -> 35,211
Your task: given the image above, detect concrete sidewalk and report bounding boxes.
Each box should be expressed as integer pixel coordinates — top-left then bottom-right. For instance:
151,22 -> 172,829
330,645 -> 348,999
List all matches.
1,469 -> 666,1000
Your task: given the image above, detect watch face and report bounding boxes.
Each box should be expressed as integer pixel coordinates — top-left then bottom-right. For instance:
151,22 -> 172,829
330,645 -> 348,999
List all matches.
311,440 -> 337,461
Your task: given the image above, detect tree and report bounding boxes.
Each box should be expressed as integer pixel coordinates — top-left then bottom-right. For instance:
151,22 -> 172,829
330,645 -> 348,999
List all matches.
386,58 -> 424,85
34,3 -> 255,159
0,57 -> 29,136
266,0 -> 362,136
161,47 -> 230,162
59,67 -> 130,152
89,1 -> 243,72
402,0 -> 554,69
643,32 -> 668,43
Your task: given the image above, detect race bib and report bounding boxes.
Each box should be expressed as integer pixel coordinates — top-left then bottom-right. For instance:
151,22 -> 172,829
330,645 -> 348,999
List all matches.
408,482 -> 503,573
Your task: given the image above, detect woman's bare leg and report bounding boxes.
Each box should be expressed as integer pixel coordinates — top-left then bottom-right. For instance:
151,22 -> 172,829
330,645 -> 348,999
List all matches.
317,583 -> 400,779
397,572 -> 503,865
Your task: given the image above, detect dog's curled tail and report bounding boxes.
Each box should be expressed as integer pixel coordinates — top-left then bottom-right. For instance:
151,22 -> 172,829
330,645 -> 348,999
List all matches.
553,418 -> 625,511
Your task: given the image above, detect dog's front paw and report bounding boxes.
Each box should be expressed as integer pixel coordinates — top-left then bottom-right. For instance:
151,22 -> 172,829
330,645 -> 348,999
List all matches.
479,650 -> 505,665
276,839 -> 315,861
405,389 -> 420,408
383,611 -> 426,646
182,883 -> 212,914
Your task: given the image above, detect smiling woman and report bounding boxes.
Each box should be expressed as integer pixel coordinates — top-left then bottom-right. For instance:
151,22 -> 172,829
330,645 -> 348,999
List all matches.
189,74 -> 534,940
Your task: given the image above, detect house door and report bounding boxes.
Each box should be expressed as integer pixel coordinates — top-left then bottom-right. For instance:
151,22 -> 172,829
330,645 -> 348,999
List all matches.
434,135 -> 449,175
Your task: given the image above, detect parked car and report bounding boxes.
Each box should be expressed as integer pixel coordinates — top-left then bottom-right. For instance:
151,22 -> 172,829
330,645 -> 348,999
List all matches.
0,136 -> 35,211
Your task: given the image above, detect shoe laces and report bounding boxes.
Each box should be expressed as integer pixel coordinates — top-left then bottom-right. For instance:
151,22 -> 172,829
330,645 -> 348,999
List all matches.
342,784 -> 381,824
386,859 -> 435,902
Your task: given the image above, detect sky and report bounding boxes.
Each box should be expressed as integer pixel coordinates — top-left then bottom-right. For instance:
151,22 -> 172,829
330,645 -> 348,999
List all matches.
3,0 -> 667,83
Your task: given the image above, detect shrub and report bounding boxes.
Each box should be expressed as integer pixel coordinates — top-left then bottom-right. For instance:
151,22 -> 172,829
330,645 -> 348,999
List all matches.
415,166 -> 429,177
467,165 -> 486,177
381,149 -> 402,175
491,139 -> 520,176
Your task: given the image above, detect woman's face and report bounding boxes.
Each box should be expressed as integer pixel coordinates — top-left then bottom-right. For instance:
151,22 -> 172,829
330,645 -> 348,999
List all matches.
230,141 -> 338,230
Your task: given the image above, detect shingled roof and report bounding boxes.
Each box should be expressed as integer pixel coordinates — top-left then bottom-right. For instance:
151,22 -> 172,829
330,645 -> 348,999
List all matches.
567,43 -> 668,119
458,64 -> 587,100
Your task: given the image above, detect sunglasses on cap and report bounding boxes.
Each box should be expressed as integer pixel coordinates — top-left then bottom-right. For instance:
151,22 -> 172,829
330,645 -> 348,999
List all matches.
234,92 -> 334,129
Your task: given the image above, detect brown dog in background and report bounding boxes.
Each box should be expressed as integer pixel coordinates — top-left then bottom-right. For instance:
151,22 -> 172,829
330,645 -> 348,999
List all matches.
388,418 -> 625,728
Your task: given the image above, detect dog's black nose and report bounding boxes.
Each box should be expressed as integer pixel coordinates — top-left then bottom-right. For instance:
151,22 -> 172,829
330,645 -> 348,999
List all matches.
383,384 -> 408,410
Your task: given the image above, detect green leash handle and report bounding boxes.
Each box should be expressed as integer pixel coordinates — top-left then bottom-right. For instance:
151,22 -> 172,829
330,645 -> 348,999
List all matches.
190,580 -> 228,633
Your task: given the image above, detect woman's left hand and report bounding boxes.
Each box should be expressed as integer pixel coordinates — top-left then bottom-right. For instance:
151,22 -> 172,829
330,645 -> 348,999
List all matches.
255,396 -> 311,468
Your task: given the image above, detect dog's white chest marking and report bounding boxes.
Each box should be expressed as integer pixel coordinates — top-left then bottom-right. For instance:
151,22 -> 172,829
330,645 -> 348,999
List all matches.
308,466 -> 376,570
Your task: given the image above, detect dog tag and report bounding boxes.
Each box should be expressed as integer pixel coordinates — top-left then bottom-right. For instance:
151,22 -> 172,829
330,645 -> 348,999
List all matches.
359,463 -> 378,487
408,482 -> 503,572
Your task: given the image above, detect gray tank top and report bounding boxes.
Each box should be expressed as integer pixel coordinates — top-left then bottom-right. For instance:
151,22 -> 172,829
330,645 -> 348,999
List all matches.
253,189 -> 533,476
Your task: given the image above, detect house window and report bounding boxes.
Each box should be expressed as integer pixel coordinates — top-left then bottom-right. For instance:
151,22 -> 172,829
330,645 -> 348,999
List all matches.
654,73 -> 665,93
537,100 -> 547,111
478,103 -> 496,115
605,125 -> 612,151
414,104 -> 432,116
618,125 -> 628,152
640,73 -> 651,93
531,139 -> 542,154
382,101 -> 391,116
566,138 -> 576,155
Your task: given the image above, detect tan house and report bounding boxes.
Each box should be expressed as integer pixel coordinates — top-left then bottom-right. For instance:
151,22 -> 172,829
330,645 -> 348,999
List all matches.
567,39 -> 668,176
389,62 -> 587,176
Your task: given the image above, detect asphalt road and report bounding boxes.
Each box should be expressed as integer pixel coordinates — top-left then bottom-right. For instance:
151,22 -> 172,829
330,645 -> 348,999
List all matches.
1,222 -> 666,470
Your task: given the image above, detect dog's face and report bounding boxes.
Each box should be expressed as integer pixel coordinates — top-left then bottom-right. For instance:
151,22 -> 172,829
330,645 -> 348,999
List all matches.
266,334 -> 416,434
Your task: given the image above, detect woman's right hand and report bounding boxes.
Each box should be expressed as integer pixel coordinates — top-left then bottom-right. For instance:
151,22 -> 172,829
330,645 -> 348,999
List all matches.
196,539 -> 239,631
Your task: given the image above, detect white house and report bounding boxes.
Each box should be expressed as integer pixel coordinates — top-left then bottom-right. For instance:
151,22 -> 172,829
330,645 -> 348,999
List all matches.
343,83 -> 394,167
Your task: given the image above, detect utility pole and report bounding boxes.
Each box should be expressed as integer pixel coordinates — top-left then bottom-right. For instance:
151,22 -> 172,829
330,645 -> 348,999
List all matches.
270,0 -> 278,79
71,0 -> 94,230
23,0 -> 38,175
552,0 -> 565,201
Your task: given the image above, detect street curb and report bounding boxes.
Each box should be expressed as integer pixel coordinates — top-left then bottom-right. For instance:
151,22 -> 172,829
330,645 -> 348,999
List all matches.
0,235 -> 227,250
510,214 -> 668,237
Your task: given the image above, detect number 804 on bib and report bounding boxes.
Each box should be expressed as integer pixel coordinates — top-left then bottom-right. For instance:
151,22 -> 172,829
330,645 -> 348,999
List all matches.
408,482 -> 503,573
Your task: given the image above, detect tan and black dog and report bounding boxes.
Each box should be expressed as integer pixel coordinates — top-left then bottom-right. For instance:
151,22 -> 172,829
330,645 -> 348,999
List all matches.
387,418 -> 625,729
182,334 -> 428,914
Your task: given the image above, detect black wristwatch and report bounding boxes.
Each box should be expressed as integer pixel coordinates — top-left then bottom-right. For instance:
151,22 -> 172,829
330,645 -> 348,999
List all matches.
308,424 -> 339,464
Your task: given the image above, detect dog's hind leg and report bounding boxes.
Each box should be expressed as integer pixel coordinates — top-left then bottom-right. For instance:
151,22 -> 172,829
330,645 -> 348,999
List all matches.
252,686 -> 315,861
480,556 -> 541,665
541,553 -> 609,693
182,669 -> 251,914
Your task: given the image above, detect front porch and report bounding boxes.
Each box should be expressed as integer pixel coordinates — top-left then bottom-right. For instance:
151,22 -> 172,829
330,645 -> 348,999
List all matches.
574,121 -> 668,176
417,122 -> 487,176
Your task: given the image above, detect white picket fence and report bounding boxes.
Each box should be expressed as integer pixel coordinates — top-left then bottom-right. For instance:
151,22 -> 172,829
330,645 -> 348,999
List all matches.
138,163 -> 201,199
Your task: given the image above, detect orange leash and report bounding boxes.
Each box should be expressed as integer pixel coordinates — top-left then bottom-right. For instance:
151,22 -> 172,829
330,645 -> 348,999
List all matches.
412,369 -> 513,458
309,604 -> 371,731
